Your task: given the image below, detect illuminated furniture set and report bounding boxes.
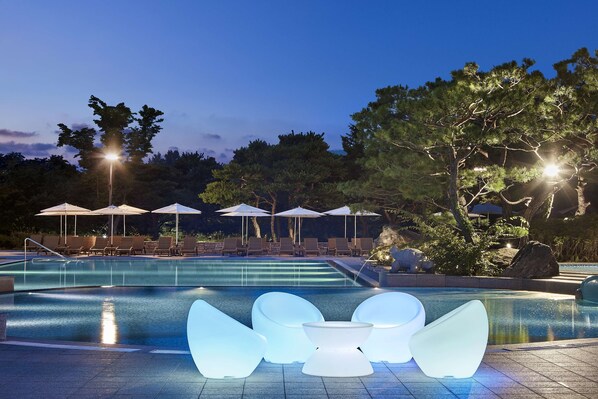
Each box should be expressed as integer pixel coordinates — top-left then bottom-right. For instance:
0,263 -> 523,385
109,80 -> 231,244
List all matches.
187,293 -> 488,379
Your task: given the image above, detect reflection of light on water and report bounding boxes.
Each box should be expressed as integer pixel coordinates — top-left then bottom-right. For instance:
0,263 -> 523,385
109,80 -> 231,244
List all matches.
101,299 -> 117,345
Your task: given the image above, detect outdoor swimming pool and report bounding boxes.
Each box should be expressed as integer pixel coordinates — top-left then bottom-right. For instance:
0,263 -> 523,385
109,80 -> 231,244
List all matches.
560,263 -> 598,274
1,286 -> 597,348
0,258 -> 360,290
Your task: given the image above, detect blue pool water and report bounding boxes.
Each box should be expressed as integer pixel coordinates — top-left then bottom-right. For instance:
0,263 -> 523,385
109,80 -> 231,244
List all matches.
559,263 -> 598,274
1,286 -> 597,348
0,259 -> 359,290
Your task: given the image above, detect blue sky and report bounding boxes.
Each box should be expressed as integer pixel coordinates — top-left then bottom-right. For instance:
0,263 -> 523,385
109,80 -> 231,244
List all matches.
1,0 -> 596,163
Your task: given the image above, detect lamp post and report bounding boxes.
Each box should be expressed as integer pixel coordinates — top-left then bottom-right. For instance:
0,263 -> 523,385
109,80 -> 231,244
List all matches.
105,153 -> 119,206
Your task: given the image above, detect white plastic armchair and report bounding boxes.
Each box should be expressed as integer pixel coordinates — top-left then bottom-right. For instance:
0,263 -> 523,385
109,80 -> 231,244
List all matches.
409,300 -> 488,378
252,292 -> 324,363
351,292 -> 425,363
187,300 -> 266,379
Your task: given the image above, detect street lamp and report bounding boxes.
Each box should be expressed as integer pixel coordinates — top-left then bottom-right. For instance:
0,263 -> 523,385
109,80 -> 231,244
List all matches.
105,153 -> 119,206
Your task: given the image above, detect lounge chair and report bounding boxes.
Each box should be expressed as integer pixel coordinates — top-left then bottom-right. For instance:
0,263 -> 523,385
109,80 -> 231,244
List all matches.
302,238 -> 320,256
153,236 -> 174,256
81,236 -> 95,255
116,237 -> 134,256
279,237 -> 295,256
326,238 -> 336,255
187,300 -> 266,378
180,236 -> 198,256
221,237 -> 239,256
26,234 -> 43,252
38,235 -> 61,255
246,237 -> 264,256
334,238 -> 352,256
55,235 -> 73,254
65,236 -> 85,255
89,237 -> 109,255
355,237 -> 374,256
252,292 -> 324,363
352,292 -> 425,363
131,236 -> 146,255
409,300 -> 488,378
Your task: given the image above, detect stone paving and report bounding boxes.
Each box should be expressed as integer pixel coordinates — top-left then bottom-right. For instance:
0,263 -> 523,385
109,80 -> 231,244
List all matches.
1,339 -> 598,399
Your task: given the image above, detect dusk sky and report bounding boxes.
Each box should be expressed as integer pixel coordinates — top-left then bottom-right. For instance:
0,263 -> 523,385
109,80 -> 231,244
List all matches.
1,1 -> 597,163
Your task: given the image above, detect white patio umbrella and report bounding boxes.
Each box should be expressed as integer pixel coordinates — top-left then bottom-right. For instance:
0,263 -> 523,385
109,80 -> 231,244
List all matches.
221,210 -> 270,245
92,205 -> 140,245
38,203 -> 92,243
274,207 -> 323,245
217,204 -> 268,245
323,205 -> 380,240
151,203 -> 202,245
117,204 -> 149,236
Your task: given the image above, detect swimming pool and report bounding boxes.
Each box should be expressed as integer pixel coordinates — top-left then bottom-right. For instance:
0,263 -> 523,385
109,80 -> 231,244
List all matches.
560,263 -> 598,274
0,258 -> 360,290
1,286 -> 596,348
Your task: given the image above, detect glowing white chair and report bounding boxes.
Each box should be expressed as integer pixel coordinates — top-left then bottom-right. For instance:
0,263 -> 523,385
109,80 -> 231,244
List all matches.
187,300 -> 266,379
351,292 -> 425,363
409,300 -> 488,378
252,292 -> 324,363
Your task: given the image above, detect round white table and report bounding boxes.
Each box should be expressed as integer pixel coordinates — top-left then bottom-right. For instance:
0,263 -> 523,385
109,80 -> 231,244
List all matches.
302,321 -> 374,377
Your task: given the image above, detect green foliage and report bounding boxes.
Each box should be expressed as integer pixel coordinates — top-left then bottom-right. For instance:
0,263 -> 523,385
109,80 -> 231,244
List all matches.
530,215 -> 598,261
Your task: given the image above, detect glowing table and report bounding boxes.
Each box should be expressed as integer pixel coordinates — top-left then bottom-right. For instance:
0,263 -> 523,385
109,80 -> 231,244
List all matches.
302,321 -> 373,377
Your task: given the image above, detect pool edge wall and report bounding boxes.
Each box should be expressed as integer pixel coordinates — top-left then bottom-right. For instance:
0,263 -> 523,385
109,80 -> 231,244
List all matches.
380,273 -> 578,295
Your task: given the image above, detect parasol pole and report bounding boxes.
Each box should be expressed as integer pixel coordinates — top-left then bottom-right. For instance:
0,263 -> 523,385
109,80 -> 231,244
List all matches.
175,213 -> 179,245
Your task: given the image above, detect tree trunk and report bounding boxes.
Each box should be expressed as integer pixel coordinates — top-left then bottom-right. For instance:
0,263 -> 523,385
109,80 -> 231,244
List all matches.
251,217 -> 261,238
270,198 -> 277,241
447,150 -> 474,244
518,183 -> 559,247
575,176 -> 590,216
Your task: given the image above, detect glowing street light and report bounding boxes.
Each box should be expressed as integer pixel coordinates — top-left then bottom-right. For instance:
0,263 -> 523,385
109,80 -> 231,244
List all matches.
543,164 -> 560,178
105,153 -> 119,206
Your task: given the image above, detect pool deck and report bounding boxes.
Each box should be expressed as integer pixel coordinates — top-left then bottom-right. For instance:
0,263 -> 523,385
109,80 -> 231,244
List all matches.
1,338 -> 598,399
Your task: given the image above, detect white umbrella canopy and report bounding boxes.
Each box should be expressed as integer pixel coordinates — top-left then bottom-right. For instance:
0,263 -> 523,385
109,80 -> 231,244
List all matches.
117,204 -> 149,237
217,203 -> 267,214
38,203 -> 92,242
151,203 -> 202,245
324,205 -> 380,240
221,210 -> 270,244
274,207 -> 324,244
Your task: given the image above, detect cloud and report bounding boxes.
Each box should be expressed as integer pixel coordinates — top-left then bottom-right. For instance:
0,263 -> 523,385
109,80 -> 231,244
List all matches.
0,141 -> 57,157
0,129 -> 38,138
201,133 -> 222,140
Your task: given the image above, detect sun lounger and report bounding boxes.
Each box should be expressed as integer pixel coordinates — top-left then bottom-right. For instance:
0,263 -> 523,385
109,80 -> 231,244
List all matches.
26,234 -> 43,252
37,235 -> 60,255
247,237 -> 264,256
279,237 -> 295,256
89,237 -> 109,255
116,237 -> 134,256
55,235 -> 73,254
65,236 -> 85,255
131,236 -> 146,255
327,238 -> 336,255
181,236 -> 198,256
81,236 -> 95,255
302,238 -> 320,256
153,236 -> 174,256
221,237 -> 239,256
355,237 -> 374,256
334,238 -> 352,256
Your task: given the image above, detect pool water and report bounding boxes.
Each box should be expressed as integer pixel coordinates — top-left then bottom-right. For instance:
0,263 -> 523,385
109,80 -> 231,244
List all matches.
559,263 -> 598,275
1,286 -> 596,348
0,259 -> 359,290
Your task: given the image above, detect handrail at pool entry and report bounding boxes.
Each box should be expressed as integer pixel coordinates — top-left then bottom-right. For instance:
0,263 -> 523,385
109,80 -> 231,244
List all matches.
24,238 -> 66,261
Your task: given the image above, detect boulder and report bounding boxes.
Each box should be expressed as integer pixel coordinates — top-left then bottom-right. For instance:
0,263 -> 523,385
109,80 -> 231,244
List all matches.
489,247 -> 519,270
502,241 -> 559,278
389,247 -> 433,273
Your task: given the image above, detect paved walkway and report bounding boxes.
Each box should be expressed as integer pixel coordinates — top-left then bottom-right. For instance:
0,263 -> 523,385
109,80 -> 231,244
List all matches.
1,338 -> 598,399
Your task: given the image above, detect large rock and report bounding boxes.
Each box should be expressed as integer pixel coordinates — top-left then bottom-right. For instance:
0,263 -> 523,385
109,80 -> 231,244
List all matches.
489,247 -> 519,270
502,241 -> 559,278
389,247 -> 434,273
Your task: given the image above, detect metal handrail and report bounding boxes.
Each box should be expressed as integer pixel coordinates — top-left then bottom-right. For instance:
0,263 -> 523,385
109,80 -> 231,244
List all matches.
24,237 -> 66,262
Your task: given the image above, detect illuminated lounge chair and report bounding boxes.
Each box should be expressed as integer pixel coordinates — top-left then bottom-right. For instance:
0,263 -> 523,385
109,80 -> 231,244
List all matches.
180,236 -> 198,256
115,237 -> 134,256
302,238 -> 320,256
131,236 -> 146,255
65,236 -> 85,255
247,237 -> 264,256
409,300 -> 488,378
252,292 -> 324,363
81,236 -> 95,255
326,237 -> 336,255
279,237 -> 295,256
187,300 -> 266,379
89,237 -> 109,255
38,235 -> 60,255
351,292 -> 425,363
221,237 -> 239,256
334,238 -> 352,256
153,236 -> 174,256
355,237 -> 374,256
55,235 -> 73,254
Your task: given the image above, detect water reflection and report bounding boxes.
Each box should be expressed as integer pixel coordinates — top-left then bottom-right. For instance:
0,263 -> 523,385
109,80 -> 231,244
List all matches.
100,299 -> 117,344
